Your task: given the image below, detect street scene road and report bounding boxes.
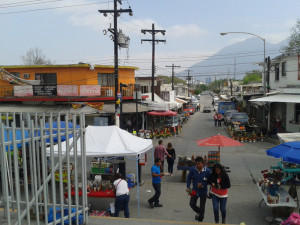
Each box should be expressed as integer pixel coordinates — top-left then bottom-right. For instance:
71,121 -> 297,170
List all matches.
88,93 -> 279,225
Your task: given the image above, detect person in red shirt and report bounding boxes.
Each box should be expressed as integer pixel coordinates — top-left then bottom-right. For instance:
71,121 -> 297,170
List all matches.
208,164 -> 231,224
154,140 -> 170,172
217,113 -> 222,127
213,113 -> 218,127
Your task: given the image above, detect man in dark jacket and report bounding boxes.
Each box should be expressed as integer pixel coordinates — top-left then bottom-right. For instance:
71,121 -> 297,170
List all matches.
186,156 -> 211,222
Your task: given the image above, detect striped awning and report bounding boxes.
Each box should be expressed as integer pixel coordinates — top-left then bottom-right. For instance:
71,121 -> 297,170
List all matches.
249,94 -> 300,103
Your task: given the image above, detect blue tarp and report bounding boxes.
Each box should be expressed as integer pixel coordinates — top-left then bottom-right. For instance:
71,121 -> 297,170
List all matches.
2,126 -> 29,151
48,207 -> 83,225
266,141 -> 300,164
44,121 -> 80,143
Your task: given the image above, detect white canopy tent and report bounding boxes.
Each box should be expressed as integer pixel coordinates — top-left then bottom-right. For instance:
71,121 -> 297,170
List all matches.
46,125 -> 153,218
46,125 -> 153,157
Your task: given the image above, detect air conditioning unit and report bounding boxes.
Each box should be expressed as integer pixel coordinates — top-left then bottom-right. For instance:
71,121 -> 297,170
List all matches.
23,73 -> 30,79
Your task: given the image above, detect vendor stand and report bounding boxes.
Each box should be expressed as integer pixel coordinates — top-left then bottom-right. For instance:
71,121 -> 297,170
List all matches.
257,141 -> 300,217
47,125 -> 153,219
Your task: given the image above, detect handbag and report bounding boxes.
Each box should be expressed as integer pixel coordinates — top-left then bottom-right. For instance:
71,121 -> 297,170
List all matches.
207,186 -> 212,199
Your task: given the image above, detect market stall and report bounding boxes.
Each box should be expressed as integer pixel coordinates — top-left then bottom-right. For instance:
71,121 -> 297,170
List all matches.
46,125 -> 153,218
257,141 -> 300,216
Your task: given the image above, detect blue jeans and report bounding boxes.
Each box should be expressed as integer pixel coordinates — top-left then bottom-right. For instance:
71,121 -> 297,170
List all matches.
212,194 -> 227,223
149,183 -> 161,204
114,194 -> 130,218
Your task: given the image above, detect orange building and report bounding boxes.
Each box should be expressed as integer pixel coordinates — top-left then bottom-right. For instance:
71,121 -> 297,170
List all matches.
0,64 -> 137,102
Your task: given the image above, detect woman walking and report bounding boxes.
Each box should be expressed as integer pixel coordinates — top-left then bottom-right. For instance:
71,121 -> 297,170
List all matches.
166,142 -> 176,176
208,164 -> 231,224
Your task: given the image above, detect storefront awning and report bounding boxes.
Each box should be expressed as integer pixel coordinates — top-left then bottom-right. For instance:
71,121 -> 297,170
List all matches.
176,98 -> 187,104
249,94 -> 300,103
147,110 -> 177,116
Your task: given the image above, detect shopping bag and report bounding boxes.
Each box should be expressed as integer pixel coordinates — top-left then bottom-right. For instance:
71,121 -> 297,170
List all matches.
281,212 -> 300,225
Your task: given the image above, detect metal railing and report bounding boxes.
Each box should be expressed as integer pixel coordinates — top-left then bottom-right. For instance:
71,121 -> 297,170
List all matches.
0,112 -> 88,225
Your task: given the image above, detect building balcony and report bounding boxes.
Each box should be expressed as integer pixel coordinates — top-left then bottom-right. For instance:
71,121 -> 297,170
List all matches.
0,84 -> 135,102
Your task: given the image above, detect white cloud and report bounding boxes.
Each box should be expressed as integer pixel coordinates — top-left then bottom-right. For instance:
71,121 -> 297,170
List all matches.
167,24 -> 208,38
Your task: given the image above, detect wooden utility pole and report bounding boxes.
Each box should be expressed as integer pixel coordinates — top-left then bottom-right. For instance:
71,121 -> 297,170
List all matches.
166,64 -> 180,90
141,23 -> 166,101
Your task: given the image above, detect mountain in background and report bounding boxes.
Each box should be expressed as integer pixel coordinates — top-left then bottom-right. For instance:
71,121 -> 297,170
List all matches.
177,37 -> 288,83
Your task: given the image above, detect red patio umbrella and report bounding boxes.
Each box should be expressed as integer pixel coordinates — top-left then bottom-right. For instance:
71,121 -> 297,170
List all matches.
196,134 -> 243,162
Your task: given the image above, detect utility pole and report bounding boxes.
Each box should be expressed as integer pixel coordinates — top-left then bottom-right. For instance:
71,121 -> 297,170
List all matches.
166,64 -> 180,90
187,70 -> 192,100
99,0 -> 132,126
141,23 -> 166,101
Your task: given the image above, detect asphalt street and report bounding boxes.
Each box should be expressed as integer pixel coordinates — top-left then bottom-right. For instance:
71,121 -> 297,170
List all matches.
88,93 -> 281,225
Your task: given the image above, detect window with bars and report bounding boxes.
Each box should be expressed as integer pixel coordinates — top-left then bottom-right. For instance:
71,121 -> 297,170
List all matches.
295,104 -> 300,123
275,66 -> 279,81
35,73 -> 57,84
97,73 -> 115,87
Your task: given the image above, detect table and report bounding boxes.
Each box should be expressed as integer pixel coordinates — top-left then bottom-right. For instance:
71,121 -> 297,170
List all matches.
257,183 -> 296,208
177,166 -> 192,182
64,190 -> 115,199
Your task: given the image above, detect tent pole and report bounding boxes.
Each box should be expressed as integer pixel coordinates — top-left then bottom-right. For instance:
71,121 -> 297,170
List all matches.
152,147 -> 154,165
136,155 -> 140,219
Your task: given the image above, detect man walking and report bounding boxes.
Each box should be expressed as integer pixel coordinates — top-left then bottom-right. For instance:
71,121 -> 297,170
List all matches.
148,158 -> 164,208
186,156 -> 211,222
217,113 -> 222,127
154,140 -> 170,172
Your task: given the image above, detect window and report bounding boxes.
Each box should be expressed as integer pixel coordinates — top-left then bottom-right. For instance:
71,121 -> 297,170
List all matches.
10,72 -> 20,78
282,62 -> 286,76
295,104 -> 300,123
35,73 -> 57,84
275,66 -> 279,81
97,73 -> 115,87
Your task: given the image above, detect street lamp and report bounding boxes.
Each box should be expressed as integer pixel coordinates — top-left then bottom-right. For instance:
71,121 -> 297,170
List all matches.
120,83 -> 128,129
220,32 -> 266,96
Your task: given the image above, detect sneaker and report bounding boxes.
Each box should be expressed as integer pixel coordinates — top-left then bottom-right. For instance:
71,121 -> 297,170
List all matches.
222,219 -> 226,224
154,203 -> 163,207
148,200 -> 154,209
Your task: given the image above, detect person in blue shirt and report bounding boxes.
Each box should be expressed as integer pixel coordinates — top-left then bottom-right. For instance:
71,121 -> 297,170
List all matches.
186,156 -> 211,222
148,158 -> 164,208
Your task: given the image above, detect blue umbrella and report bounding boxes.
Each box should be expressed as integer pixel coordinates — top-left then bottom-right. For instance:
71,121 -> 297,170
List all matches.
44,121 -> 80,143
266,141 -> 300,164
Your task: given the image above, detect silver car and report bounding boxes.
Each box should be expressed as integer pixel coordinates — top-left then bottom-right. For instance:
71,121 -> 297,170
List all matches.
223,110 -> 238,125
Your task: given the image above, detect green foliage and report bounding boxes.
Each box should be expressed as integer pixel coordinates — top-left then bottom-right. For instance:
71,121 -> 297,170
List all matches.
282,19 -> 300,53
157,75 -> 186,84
242,71 -> 262,85
193,89 -> 201,95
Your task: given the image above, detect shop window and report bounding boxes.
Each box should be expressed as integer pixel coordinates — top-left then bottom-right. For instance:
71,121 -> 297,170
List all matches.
97,73 -> 115,87
35,73 -> 57,84
295,104 -> 300,123
282,62 -> 286,76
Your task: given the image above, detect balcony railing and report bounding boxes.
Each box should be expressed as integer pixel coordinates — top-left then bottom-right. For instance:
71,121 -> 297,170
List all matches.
0,84 -> 135,99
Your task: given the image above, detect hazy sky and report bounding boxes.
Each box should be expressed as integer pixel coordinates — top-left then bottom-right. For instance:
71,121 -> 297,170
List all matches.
1,0 -> 299,77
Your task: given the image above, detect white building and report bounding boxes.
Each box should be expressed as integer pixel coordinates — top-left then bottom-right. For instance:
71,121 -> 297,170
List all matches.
250,53 -> 300,132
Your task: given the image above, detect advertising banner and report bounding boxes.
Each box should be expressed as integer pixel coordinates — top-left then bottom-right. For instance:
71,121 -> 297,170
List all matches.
33,85 -> 57,96
80,85 -> 101,96
57,85 -> 78,96
14,85 -> 33,97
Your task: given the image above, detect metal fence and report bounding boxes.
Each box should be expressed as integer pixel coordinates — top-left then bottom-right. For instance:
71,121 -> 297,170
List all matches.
0,112 -> 88,225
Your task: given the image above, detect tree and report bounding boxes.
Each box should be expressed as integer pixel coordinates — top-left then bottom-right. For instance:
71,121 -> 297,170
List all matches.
20,47 -> 52,65
242,70 -> 262,85
282,19 -> 300,53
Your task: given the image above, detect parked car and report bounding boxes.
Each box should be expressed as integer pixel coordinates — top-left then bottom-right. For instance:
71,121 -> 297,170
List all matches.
230,112 -> 249,125
203,106 -> 211,113
223,110 -> 238,125
184,105 -> 195,115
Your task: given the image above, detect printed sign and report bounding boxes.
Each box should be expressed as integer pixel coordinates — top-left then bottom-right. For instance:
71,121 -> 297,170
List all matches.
57,85 -> 78,96
33,85 -> 57,96
14,85 -> 33,97
80,85 -> 101,96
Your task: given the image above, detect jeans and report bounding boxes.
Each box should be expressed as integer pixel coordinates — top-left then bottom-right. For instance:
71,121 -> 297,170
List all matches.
148,183 -> 161,204
114,194 -> 130,218
212,194 -> 227,223
218,120 -> 222,127
214,120 -> 217,127
167,158 -> 175,174
189,195 -> 207,221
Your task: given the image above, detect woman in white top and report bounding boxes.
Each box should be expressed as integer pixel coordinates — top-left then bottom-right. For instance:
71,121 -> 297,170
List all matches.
113,173 -> 130,218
